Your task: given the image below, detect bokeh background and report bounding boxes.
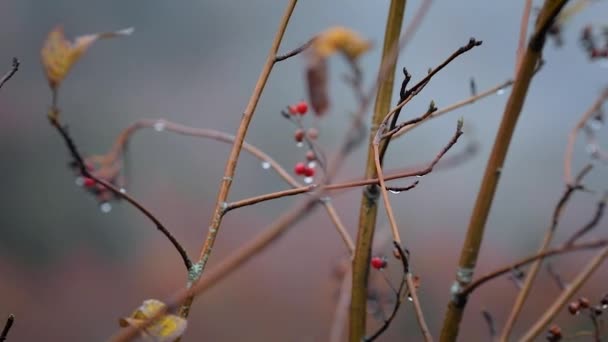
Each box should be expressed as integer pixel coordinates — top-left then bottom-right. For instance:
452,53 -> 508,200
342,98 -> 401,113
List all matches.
1,0 -> 608,340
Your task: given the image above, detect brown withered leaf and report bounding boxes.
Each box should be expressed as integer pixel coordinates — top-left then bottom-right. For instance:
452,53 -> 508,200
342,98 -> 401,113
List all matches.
41,26 -> 134,90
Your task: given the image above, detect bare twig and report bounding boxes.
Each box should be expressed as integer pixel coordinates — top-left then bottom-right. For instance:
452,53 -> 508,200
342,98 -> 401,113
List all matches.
565,192 -> 607,246
329,271 -> 352,342
49,117 -> 192,270
0,315 -> 14,342
460,239 -> 608,297
546,263 -> 567,290
180,0 -> 299,318
520,246 -> 608,341
0,58 -> 19,90
501,165 -> 592,338
565,89 -> 608,185
392,79 -> 513,138
482,309 -> 497,341
275,37 -> 315,62
441,2 -> 571,340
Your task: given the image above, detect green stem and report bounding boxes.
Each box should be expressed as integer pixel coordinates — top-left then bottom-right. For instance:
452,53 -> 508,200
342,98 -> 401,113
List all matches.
349,1 -> 407,341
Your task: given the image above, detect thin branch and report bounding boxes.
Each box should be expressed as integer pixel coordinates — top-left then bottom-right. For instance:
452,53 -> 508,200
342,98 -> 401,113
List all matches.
520,246 -> 608,341
565,192 -> 607,246
329,270 -> 352,342
546,263 -> 567,290
0,315 -> 14,342
104,118 -> 354,254
500,165 -> 593,339
181,0 -> 299,318
0,58 -> 19,90
49,117 -> 192,270
565,89 -> 608,185
364,241 -> 410,342
226,117 -> 465,211
392,79 -> 513,138
274,37 -> 315,62
460,239 -> 608,297
383,38 -> 482,126
481,309 -> 497,341
441,1 -> 571,340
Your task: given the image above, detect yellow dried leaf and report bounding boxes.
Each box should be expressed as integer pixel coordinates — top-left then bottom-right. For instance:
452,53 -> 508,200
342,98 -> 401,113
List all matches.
312,26 -> 371,60
41,26 -> 133,89
119,299 -> 187,342
556,0 -> 591,27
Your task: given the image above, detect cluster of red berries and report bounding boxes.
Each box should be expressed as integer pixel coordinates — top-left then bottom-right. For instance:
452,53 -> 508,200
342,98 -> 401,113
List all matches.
288,101 -> 309,116
567,295 -> 607,316
371,256 -> 387,270
581,25 -> 608,59
294,162 -> 315,177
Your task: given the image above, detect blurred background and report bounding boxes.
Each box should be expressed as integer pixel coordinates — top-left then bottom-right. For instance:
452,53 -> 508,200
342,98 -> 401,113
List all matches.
1,0 -> 608,340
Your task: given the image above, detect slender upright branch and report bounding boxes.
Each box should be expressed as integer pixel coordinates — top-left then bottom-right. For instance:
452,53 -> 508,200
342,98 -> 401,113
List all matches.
520,246 -> 608,341
0,58 -> 19,90
181,0 -> 298,318
350,2 -> 407,340
440,2 -> 570,341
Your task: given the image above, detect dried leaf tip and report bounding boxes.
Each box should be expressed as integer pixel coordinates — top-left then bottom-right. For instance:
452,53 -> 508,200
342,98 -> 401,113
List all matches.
311,26 -> 372,60
41,26 -> 134,90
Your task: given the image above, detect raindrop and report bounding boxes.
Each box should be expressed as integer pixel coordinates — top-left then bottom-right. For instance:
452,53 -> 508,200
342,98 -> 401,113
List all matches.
119,188 -> 127,194
416,175 -> 422,178
75,177 -> 84,186
407,295 -> 413,302
586,143 -> 599,156
261,161 -> 271,170
496,89 -> 505,96
589,117 -> 604,131
154,120 -> 166,132
296,142 -> 304,148
304,176 -> 314,184
389,189 -> 401,194
602,304 -> 608,309
307,161 -> 317,168
100,202 -> 112,213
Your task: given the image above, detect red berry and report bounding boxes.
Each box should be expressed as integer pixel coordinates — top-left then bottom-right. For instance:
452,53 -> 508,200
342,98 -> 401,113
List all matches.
296,101 -> 308,115
371,256 -> 387,270
303,166 -> 315,177
83,177 -> 96,187
578,297 -> 590,309
591,48 -> 601,58
288,105 -> 299,115
294,162 -> 307,175
294,129 -> 305,142
305,150 -> 316,161
568,301 -> 580,315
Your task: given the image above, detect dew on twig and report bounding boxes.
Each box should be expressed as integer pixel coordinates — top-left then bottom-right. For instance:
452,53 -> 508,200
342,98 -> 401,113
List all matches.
304,176 -> 314,184
100,202 -> 112,213
154,120 -> 166,132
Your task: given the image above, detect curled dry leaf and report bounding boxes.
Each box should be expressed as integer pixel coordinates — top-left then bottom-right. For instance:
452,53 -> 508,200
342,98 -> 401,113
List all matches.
311,26 -> 372,60
41,26 -> 134,90
119,299 -> 187,342
306,26 -> 371,116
